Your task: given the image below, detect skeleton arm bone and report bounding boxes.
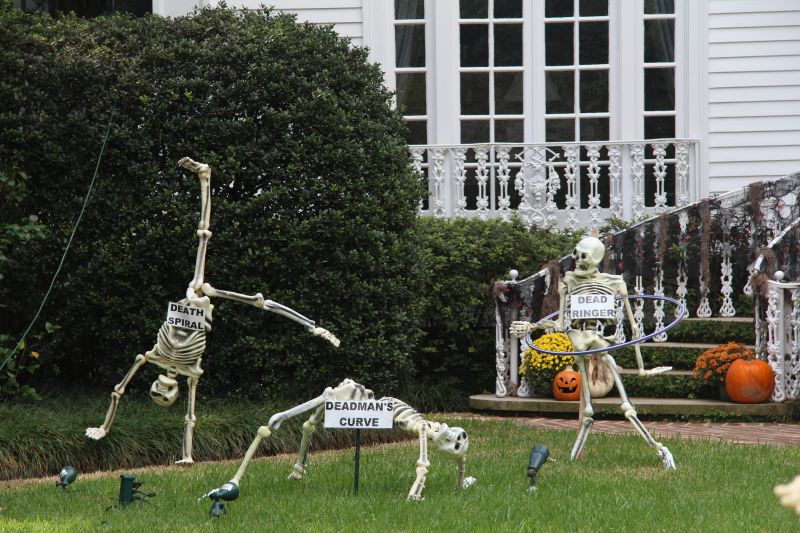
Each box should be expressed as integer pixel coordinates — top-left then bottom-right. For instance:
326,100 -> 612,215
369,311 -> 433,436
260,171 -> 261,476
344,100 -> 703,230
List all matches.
618,285 -> 671,376
200,283 -> 340,346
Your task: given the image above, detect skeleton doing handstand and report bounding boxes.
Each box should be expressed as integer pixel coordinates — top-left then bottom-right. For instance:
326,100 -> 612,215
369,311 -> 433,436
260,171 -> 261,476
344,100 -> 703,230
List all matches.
85,158 -> 339,464
207,378 -> 468,506
510,236 -> 676,469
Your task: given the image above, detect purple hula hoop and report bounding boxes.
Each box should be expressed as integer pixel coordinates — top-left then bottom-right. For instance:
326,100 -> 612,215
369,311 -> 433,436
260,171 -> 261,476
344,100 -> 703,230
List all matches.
522,294 -> 687,356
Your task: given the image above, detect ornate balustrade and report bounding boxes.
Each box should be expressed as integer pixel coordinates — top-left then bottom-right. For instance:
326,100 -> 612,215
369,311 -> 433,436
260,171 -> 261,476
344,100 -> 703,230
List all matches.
493,171 -> 800,398
410,140 -> 698,232
753,215 -> 800,402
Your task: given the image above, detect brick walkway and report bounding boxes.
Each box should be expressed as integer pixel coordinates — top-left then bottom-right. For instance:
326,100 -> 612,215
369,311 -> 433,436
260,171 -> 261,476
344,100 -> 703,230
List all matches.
453,414 -> 799,446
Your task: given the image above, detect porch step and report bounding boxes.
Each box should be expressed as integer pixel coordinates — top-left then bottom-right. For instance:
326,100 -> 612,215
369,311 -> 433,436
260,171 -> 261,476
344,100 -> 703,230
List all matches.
640,341 -> 756,351
683,316 -> 754,323
468,394 -> 793,417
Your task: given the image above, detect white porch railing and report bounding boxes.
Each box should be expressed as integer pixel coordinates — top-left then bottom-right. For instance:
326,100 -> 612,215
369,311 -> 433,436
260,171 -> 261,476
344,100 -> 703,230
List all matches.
410,139 -> 699,230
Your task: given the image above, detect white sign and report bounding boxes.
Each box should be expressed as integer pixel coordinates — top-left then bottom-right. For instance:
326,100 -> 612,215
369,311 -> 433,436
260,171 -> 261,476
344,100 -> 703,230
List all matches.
166,301 -> 205,331
569,294 -> 615,319
324,399 -> 394,429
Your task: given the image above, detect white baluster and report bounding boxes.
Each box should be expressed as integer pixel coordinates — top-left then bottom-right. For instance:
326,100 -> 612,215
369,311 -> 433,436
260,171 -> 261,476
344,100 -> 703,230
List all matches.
789,288 -> 800,400
719,240 -> 736,317
453,147 -> 468,216
495,307 -> 509,397
587,144 -> 602,232
564,145 -> 579,229
767,280 -> 785,402
495,147 -> 511,219
410,147 -> 426,214
676,211 -> 689,317
545,158 -> 561,227
431,148 -> 446,217
675,141 -> 690,207
475,147 -> 490,219
631,143 -> 645,221
608,144 -> 623,220
652,142 -> 668,213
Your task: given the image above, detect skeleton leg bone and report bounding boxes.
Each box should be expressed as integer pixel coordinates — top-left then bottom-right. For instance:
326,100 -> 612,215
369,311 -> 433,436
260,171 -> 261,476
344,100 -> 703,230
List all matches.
407,425 -> 430,501
289,406 -> 325,479
86,349 -> 154,440
177,376 -> 200,465
570,354 -> 594,461
601,353 -> 676,469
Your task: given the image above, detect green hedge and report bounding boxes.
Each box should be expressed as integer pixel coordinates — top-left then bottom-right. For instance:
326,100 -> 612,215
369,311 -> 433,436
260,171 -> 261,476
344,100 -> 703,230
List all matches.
0,4 -> 426,399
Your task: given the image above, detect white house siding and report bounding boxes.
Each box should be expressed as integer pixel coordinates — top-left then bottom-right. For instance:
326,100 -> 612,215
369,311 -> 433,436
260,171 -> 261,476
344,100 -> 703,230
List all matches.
708,0 -> 800,193
153,1 -> 364,45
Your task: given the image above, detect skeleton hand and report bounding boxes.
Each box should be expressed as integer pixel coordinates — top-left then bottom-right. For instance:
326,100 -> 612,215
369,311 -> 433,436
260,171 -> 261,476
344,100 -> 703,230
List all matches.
509,321 -> 534,339
638,366 -> 673,377
178,157 -> 211,179
775,475 -> 800,515
85,427 -> 107,440
310,326 -> 340,347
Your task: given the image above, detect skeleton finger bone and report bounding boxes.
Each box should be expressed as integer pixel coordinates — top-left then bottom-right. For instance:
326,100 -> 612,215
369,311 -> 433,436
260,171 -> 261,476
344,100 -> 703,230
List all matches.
311,327 -> 340,347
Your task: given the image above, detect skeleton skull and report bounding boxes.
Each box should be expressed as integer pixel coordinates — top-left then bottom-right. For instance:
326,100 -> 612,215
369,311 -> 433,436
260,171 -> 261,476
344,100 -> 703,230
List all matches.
431,423 -> 469,458
572,236 -> 605,276
150,374 -> 179,406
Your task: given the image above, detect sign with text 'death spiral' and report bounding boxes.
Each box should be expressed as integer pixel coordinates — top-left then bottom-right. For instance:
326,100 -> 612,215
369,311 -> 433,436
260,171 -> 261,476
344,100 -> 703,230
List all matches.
166,302 -> 205,331
324,399 -> 394,429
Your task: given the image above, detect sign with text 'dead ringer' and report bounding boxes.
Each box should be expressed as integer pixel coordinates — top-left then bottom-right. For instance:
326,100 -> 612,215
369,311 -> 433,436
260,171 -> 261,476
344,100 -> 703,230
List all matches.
166,302 -> 206,331
569,294 -> 615,320
324,399 -> 394,429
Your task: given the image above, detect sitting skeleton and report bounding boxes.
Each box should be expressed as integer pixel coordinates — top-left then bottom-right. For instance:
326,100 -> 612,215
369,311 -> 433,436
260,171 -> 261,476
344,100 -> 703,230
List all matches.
85,158 -> 339,464
510,236 -> 676,469
207,378 -> 468,506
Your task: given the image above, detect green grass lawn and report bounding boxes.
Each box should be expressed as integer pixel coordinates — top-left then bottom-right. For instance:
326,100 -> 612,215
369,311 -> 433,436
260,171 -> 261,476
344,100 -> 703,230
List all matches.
1,418 -> 797,532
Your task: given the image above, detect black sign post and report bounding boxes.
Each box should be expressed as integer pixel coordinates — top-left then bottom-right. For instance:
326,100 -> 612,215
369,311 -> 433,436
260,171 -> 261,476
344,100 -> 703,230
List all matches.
353,428 -> 361,495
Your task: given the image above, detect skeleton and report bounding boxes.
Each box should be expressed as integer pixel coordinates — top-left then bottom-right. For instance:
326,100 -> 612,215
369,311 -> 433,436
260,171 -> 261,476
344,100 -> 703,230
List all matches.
775,475 -> 800,516
510,236 -> 676,469
206,378 -> 468,506
85,158 -> 340,464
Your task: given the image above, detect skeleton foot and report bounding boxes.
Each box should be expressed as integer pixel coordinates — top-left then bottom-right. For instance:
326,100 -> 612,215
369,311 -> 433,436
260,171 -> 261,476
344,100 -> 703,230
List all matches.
288,463 -> 306,480
175,457 -> 194,465
658,447 -> 676,470
85,427 -> 107,440
407,465 -> 428,502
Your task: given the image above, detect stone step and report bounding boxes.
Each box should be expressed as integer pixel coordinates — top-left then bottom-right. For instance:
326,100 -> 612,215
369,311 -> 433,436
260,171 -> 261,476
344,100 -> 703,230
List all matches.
639,341 -> 756,351
469,394 -> 793,417
682,316 -> 754,323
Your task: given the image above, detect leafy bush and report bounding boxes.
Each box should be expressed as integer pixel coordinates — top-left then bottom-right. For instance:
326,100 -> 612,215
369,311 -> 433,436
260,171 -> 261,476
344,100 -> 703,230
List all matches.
0,4 -> 426,399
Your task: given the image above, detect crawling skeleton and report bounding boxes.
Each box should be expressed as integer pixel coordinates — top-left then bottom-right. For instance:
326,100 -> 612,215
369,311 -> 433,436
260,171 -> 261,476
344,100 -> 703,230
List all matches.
207,378 -> 468,507
85,158 -> 339,464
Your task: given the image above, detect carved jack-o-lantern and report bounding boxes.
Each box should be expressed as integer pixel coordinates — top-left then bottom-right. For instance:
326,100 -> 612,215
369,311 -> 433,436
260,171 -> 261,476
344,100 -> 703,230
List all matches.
552,368 -> 581,401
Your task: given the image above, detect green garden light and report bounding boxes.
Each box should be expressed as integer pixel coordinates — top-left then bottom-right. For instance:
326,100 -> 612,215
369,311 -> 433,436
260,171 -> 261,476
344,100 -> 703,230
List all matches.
118,474 -> 155,508
527,444 -> 550,492
207,482 -> 240,517
56,466 -> 78,489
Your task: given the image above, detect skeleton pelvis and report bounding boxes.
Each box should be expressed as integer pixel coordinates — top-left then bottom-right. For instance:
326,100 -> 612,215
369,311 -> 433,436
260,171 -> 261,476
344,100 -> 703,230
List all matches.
150,374 -> 179,406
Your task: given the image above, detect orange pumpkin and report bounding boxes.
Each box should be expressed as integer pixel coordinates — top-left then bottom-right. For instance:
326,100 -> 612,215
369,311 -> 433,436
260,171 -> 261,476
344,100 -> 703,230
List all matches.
724,358 -> 774,404
553,368 -> 581,401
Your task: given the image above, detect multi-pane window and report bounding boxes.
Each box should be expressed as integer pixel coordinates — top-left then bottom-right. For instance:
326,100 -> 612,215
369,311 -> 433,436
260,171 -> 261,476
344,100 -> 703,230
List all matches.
459,0 -> 524,144
643,0 -> 676,206
395,0 -> 428,144
544,0 -> 609,143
